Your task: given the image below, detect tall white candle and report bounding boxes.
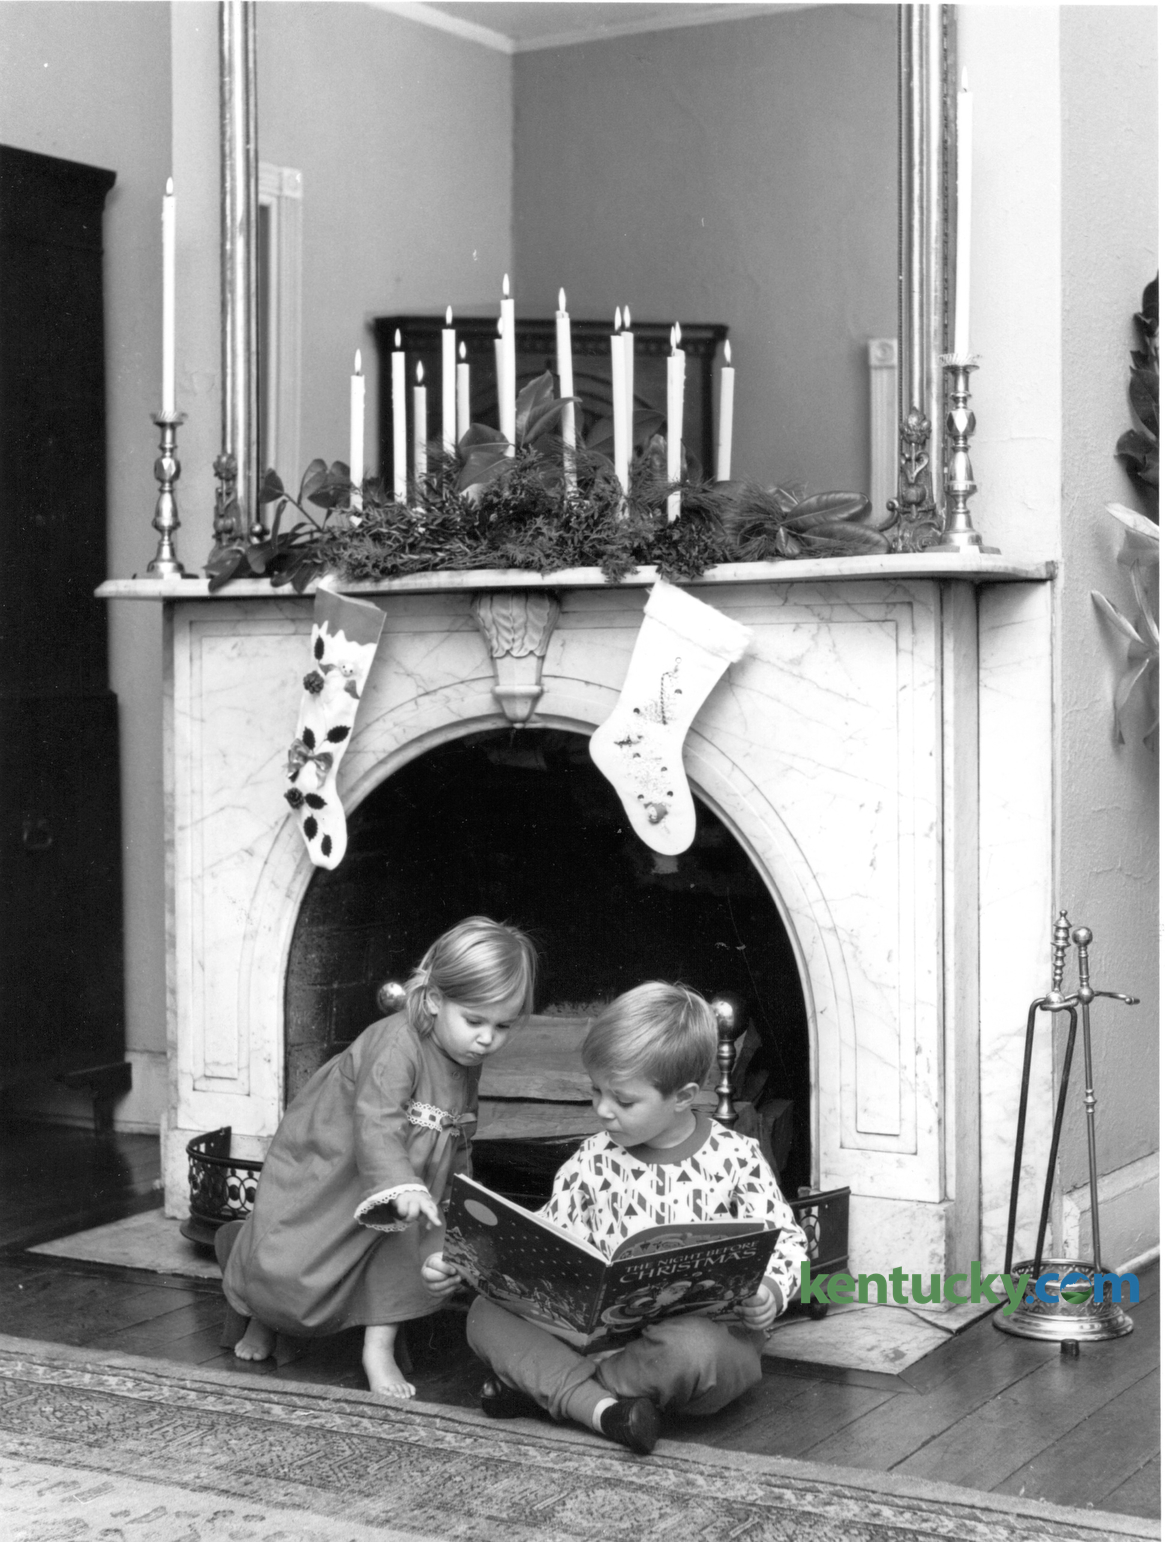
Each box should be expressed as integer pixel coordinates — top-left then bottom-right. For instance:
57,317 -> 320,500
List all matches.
413,362 -> 428,485
556,288 -> 577,492
716,340 -> 735,483
392,329 -> 407,501
500,274 -> 516,447
611,310 -> 629,507
349,349 -> 365,510
441,305 -> 456,456
954,68 -> 973,357
457,341 -> 470,443
494,320 -> 504,432
666,324 -> 686,523
622,305 -> 635,459
161,177 -> 176,414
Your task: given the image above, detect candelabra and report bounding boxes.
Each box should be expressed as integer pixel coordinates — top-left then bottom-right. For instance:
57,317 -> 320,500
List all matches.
933,357 -> 998,554
146,409 -> 190,577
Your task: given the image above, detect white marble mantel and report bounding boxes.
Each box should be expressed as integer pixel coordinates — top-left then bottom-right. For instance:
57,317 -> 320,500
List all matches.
100,555 -> 1058,1278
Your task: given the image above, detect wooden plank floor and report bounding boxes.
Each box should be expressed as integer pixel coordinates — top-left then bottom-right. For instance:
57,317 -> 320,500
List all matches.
0,1121 -> 1158,1522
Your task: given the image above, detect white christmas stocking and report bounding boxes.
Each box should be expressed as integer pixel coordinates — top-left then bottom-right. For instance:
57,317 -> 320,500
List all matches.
284,584 -> 385,869
589,581 -> 751,854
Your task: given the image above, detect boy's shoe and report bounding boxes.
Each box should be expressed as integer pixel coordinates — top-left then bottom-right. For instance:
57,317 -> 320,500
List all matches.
480,1378 -> 544,1421
598,1396 -> 661,1455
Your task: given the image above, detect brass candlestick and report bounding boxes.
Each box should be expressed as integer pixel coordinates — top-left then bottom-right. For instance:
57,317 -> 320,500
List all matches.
710,992 -> 746,1127
146,409 -> 190,577
934,357 -> 998,554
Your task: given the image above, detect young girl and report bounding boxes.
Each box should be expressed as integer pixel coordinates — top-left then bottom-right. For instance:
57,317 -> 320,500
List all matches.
218,915 -> 537,1397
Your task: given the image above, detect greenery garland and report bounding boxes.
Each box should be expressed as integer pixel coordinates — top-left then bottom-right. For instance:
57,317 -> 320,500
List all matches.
206,371 -> 896,593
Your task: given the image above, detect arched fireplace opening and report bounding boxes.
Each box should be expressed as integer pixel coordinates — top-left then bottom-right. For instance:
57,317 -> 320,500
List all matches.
285,727 -> 812,1193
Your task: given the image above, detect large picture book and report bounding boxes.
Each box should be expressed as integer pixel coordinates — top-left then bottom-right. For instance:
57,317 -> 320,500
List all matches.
443,1173 -> 779,1351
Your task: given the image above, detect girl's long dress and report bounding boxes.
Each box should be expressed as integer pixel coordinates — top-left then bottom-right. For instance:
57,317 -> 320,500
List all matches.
222,1013 -> 476,1334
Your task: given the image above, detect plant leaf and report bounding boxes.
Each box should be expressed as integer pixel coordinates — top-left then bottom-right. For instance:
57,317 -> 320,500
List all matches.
205,544 -> 246,592
299,458 -> 329,503
1091,590 -> 1144,644
259,467 -> 285,504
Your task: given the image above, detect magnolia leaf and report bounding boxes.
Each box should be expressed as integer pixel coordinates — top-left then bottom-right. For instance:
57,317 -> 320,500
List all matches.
245,542 -> 274,574
1130,366 -> 1158,440
457,442 -> 510,495
1091,590 -> 1144,645
459,422 -> 508,450
631,408 -> 665,447
1130,564 -> 1160,648
514,371 -> 557,443
586,417 -> 615,452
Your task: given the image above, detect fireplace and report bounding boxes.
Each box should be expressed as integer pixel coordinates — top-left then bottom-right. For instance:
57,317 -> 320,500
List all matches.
141,558 -> 1057,1280
284,725 -> 813,1189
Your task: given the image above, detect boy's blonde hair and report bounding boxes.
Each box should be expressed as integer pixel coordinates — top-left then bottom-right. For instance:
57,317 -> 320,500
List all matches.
582,982 -> 716,1095
404,916 -> 538,1036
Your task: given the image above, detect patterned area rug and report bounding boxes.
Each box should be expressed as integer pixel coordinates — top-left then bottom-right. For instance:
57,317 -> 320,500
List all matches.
0,1336 -> 1155,1542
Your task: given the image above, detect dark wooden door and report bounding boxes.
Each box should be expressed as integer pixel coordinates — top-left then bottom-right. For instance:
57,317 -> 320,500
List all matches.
0,145 -> 124,1086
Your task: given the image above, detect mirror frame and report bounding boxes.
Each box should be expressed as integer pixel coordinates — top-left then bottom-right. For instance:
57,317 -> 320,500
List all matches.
214,0 -> 953,553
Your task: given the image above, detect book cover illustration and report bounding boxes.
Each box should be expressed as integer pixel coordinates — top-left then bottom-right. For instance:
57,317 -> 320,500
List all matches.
443,1174 -> 779,1350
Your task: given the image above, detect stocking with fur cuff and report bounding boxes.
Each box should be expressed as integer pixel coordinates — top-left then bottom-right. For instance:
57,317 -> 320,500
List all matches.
285,584 -> 385,869
589,581 -> 751,854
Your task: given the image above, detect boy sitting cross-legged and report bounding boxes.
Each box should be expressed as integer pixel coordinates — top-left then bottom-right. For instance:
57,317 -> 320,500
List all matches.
422,981 -> 808,1456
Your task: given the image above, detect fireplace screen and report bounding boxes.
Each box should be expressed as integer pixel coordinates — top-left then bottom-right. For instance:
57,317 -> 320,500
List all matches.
284,727 -> 811,1191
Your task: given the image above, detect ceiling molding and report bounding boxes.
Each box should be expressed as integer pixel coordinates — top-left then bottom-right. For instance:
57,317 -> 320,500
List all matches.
368,2 -> 515,53
368,2 -> 813,56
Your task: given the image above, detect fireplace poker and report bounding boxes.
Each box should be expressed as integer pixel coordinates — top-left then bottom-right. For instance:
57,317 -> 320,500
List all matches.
997,915 -> 1139,1343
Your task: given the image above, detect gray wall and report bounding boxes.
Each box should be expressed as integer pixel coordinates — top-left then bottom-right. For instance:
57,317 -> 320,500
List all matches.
257,3 -> 514,480
512,5 -> 898,495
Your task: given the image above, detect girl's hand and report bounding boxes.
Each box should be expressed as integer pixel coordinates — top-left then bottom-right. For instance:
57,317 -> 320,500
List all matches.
392,1190 -> 443,1229
740,1281 -> 781,1330
422,1252 -> 462,1297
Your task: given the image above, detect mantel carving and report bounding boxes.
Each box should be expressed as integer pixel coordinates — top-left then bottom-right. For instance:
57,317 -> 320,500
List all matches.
470,590 -> 562,724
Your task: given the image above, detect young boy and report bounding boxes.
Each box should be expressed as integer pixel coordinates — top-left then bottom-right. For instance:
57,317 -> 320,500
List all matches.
422,981 -> 808,1456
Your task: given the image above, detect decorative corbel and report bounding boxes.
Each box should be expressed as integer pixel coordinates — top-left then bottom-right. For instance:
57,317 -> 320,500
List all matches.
471,591 -> 561,725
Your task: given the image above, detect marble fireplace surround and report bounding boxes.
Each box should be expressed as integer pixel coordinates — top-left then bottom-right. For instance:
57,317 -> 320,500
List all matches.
104,552 -> 1057,1280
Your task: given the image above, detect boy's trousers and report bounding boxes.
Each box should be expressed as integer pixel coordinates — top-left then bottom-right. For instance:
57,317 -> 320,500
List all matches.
467,1296 -> 765,1426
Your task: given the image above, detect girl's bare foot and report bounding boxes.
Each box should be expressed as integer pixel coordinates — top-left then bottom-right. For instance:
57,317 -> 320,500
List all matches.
363,1323 -> 415,1398
234,1317 -> 276,1361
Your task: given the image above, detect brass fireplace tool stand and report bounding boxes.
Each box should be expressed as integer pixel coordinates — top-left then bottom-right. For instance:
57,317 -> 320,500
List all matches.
996,912 -> 1139,1342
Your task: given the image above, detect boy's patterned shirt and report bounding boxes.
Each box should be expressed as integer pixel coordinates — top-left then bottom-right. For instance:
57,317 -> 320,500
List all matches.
539,1117 -> 808,1306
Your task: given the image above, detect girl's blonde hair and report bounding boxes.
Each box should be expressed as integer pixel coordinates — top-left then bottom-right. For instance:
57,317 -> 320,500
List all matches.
582,981 -> 716,1094
403,916 -> 538,1036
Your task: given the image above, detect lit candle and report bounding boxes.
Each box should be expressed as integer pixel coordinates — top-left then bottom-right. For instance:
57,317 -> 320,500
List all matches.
441,305 -> 456,456
494,318 -> 504,432
716,340 -> 734,483
622,305 -> 635,457
610,308 -> 629,507
349,349 -> 365,511
499,274 -> 516,448
954,68 -> 972,357
556,288 -> 577,492
666,324 -> 685,523
457,341 -> 470,443
161,177 -> 176,414
392,328 -> 407,501
413,361 -> 428,485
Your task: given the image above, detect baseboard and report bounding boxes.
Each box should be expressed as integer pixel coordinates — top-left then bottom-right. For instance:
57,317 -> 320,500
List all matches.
1062,1151 -> 1159,1266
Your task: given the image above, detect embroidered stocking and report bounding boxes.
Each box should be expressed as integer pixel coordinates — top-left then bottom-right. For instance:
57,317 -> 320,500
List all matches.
589,581 -> 751,855
285,584 -> 385,869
